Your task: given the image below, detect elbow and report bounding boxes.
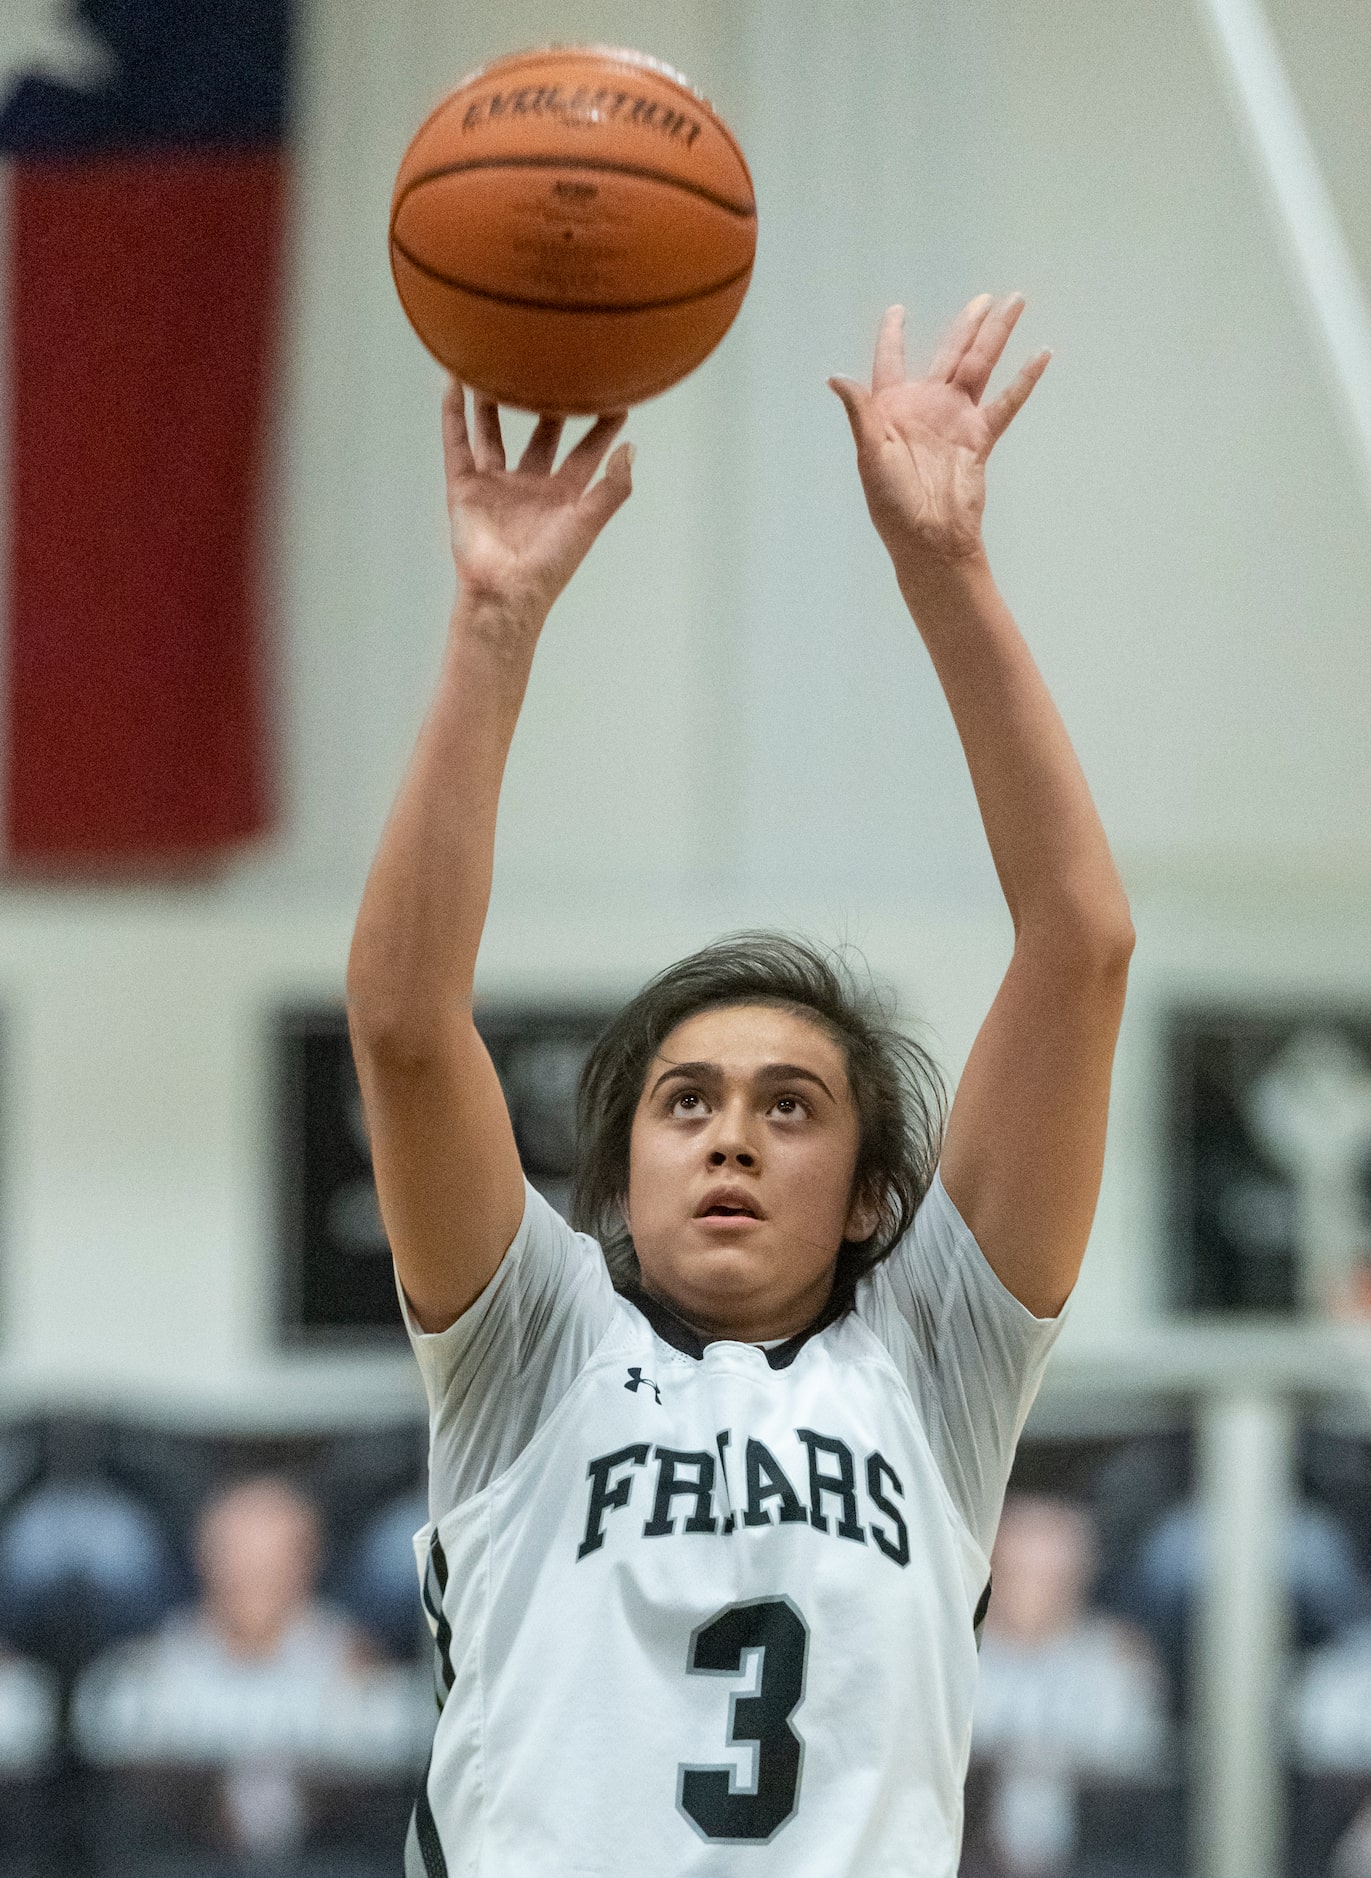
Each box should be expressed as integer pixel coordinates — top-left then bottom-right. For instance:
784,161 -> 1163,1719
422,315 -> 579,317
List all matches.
347,940 -> 436,1067
1018,886 -> 1136,981
344,961 -> 397,1059
345,988 -> 448,1075
1118,908 -> 1137,968
1090,897 -> 1136,975
347,939 -> 476,1078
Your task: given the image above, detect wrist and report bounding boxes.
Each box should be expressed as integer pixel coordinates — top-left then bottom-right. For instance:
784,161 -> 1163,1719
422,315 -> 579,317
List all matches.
450,584 -> 548,654
892,544 -> 994,618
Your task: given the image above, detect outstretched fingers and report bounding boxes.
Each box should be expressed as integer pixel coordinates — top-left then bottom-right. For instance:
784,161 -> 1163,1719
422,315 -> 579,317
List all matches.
578,439 -> 636,528
954,293 -> 1026,403
441,380 -> 475,482
928,293 -> 995,383
553,410 -> 629,496
517,414 -> 566,476
983,347 -> 1052,443
871,305 -> 907,393
473,395 -> 505,472
827,375 -> 878,454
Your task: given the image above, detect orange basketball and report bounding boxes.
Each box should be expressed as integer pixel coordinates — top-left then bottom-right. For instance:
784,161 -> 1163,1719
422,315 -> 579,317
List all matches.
389,45 -> 757,414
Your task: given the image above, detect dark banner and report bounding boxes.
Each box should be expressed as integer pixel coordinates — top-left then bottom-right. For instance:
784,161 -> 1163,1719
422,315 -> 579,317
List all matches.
275,1003 -> 618,1342
1166,1008 -> 1371,1315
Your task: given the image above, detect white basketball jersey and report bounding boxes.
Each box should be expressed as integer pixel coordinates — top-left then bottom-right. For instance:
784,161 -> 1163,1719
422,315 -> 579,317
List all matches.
402,1175 -> 1062,1878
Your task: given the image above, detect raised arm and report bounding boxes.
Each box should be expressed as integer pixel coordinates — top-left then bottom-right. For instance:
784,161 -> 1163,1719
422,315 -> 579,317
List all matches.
830,295 -> 1133,1316
347,388 -> 633,1332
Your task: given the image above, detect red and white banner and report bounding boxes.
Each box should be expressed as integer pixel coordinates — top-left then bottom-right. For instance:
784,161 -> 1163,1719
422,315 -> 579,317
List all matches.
0,0 -> 289,871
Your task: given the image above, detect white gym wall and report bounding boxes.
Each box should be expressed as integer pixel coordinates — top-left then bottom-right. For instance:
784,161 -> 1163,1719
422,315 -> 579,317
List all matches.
0,0 -> 1367,1423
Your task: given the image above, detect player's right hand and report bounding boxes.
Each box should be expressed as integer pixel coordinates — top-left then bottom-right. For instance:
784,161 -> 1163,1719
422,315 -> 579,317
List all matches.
442,380 -> 634,622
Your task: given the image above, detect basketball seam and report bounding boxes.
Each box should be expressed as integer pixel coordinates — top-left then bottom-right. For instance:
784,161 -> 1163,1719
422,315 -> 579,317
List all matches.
393,154 -> 755,223
390,240 -> 754,316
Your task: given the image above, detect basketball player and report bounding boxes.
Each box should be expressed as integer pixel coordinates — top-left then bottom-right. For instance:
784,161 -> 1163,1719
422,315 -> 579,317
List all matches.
347,292 -> 1134,1875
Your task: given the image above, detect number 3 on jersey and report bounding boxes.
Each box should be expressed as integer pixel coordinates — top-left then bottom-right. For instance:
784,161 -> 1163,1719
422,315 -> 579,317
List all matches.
678,1598 -> 809,1843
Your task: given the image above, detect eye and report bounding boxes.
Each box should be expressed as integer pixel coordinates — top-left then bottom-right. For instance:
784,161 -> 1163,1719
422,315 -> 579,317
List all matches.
669,1089 -> 707,1116
770,1093 -> 809,1118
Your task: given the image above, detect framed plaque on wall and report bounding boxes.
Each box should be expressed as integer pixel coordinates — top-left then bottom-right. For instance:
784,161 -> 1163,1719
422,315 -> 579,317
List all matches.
275,1003 -> 618,1343
1166,1007 -> 1371,1316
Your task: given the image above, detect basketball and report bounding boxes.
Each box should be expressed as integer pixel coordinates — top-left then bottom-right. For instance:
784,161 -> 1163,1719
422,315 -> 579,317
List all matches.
389,45 -> 757,413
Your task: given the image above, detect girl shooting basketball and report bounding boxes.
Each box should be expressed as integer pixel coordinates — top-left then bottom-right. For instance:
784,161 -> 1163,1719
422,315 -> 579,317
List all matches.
347,292 -> 1133,1876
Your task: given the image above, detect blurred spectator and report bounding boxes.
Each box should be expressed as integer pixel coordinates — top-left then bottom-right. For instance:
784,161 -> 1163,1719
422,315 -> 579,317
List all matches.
0,1475 -> 178,1676
1119,1498 -> 1368,1696
1293,1615 -> 1371,1774
1293,1620 -> 1371,1878
0,1646 -> 59,1777
966,1494 -> 1169,1877
73,1475 -> 432,1857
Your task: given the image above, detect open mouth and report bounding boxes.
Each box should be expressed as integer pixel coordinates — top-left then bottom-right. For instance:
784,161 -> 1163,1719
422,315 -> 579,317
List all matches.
695,1192 -> 763,1221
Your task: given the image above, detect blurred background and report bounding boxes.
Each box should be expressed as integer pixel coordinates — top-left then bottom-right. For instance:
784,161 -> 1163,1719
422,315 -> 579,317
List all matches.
0,0 -> 1369,1872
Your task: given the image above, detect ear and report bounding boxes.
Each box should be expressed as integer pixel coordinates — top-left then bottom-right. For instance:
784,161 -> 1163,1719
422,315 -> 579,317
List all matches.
844,1182 -> 881,1245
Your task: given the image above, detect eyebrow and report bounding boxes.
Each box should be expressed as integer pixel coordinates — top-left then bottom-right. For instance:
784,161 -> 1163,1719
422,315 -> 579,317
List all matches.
648,1060 -> 837,1103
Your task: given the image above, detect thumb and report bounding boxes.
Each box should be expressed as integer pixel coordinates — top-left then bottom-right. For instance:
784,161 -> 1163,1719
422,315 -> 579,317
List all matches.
580,439 -> 635,528
827,375 -> 875,450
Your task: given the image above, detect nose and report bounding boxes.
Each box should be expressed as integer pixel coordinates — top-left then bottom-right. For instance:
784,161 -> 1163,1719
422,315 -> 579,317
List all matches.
706,1098 -> 758,1169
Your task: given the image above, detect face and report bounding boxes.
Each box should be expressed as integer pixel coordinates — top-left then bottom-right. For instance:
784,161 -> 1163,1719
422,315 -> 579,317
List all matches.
197,1480 -> 319,1657
625,1003 -> 876,1342
987,1496 -> 1093,1644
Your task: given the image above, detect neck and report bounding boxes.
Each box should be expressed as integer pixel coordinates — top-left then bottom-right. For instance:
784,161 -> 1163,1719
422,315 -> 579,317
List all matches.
635,1270 -> 839,1346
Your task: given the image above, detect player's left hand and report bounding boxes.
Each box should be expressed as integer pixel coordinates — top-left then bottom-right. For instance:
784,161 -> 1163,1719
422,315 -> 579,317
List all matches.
829,294 -> 1049,574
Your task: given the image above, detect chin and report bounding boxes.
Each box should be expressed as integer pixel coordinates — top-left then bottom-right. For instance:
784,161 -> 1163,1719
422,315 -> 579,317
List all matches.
652,1233 -> 828,1332
649,1243 -> 770,1317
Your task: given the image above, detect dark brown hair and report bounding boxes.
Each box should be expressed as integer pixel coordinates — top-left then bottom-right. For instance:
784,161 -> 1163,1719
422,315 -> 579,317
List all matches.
571,932 -> 946,1313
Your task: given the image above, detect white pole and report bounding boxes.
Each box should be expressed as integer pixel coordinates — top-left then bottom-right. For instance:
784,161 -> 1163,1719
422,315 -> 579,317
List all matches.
1194,1391 -> 1294,1878
1195,0 -> 1371,509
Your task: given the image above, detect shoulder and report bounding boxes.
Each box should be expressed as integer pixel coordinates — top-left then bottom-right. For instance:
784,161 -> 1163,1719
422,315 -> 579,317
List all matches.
414,1186 -> 626,1514
402,1179 -> 615,1393
860,1166 -> 1067,1342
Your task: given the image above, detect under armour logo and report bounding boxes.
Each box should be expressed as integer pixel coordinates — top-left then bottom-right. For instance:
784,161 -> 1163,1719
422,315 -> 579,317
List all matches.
625,1366 -> 661,1404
